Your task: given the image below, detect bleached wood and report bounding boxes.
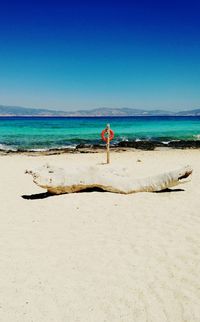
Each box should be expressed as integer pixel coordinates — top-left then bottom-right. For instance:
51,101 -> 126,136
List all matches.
25,164 -> 192,194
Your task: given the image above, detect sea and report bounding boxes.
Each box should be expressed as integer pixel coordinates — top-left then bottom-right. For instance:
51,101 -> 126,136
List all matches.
0,116 -> 200,151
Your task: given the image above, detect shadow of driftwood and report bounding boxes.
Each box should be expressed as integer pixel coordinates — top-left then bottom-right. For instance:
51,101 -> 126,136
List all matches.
22,187 -> 107,200
76,187 -> 107,193
155,188 -> 185,193
22,187 -> 185,200
22,192 -> 54,200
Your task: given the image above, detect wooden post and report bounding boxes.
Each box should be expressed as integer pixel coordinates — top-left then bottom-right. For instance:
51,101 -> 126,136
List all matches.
106,123 -> 110,164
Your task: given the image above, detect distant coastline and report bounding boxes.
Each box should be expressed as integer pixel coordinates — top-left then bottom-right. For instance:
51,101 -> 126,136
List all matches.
1,105 -> 200,117
1,115 -> 200,118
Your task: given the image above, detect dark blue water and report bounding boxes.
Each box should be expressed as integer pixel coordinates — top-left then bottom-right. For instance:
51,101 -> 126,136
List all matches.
0,116 -> 200,151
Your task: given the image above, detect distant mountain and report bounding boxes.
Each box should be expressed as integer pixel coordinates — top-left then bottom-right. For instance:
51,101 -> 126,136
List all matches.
73,107 -> 174,116
0,105 -> 200,116
176,109 -> 200,116
0,105 -> 67,116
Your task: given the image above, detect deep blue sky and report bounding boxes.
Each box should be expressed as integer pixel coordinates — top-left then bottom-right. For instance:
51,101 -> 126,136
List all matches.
0,0 -> 200,111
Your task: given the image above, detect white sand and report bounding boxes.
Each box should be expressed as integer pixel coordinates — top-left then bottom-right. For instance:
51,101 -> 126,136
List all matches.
0,150 -> 200,321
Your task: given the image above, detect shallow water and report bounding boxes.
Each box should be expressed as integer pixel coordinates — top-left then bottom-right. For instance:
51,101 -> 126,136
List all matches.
0,116 -> 200,151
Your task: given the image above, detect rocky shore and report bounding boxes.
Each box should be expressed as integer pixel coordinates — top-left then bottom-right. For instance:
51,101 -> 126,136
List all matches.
1,140 -> 200,155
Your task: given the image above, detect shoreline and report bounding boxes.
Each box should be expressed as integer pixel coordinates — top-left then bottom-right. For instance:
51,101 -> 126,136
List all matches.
1,139 -> 200,156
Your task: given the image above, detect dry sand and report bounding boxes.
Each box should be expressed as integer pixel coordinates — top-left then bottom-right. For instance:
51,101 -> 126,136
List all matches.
0,150 -> 200,322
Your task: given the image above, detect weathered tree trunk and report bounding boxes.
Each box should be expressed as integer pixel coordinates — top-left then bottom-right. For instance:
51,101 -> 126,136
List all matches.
25,164 -> 192,194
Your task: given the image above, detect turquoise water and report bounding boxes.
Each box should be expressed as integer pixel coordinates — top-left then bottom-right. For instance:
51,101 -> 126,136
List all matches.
0,116 -> 200,151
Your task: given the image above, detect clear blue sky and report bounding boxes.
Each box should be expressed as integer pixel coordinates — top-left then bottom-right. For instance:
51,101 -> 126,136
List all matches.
0,0 -> 200,111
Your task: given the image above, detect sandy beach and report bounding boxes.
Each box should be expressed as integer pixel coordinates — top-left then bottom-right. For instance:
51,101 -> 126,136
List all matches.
0,149 -> 200,321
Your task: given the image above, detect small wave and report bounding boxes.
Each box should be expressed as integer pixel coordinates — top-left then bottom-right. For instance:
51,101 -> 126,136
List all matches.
170,139 -> 181,142
193,134 -> 200,140
26,148 -> 52,152
0,144 -> 17,151
119,136 -> 129,142
57,145 -> 76,149
26,145 -> 77,152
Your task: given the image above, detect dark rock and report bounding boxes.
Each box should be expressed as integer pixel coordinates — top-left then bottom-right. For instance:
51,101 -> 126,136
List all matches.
118,140 -> 157,150
168,140 -> 200,149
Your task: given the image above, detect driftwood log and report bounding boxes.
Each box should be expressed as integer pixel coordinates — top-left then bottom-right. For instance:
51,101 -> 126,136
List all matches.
25,164 -> 192,194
